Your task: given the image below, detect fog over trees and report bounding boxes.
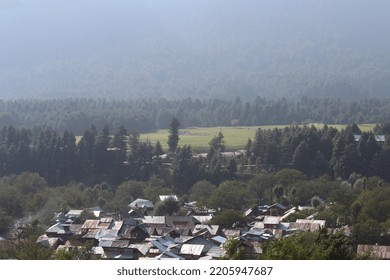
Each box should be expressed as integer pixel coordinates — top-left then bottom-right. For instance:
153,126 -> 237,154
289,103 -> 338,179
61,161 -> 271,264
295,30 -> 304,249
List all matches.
0,0 -> 390,100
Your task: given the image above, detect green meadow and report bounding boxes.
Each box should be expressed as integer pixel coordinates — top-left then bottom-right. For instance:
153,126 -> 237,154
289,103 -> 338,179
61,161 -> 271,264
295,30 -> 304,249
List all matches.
139,124 -> 376,152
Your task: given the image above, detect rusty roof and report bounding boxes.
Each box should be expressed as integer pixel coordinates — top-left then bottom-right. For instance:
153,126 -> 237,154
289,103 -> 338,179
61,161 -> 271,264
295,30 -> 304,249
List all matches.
357,245 -> 390,259
111,240 -> 130,248
81,220 -> 100,230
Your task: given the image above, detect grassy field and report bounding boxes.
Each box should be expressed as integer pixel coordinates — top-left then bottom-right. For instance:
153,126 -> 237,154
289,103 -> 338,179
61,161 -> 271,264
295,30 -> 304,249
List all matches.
139,124 -> 376,152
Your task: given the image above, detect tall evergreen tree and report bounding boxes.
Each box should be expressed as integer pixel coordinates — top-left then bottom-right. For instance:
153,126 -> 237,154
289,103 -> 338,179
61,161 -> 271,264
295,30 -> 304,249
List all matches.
167,117 -> 180,154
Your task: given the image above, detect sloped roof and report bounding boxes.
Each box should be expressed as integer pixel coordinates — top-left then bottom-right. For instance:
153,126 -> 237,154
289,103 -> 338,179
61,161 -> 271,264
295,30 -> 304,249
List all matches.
211,235 -> 227,245
81,220 -> 100,230
180,244 -> 204,256
143,216 -> 166,225
159,195 -> 178,201
193,224 -> 220,236
128,198 -> 154,209
289,219 -> 326,232
36,235 -> 60,247
244,229 -> 265,237
269,203 -> 287,210
206,246 -> 225,258
192,215 -> 213,224
66,210 -> 83,217
166,216 -> 198,228
263,216 -> 281,225
129,244 -> 151,256
357,245 -> 390,259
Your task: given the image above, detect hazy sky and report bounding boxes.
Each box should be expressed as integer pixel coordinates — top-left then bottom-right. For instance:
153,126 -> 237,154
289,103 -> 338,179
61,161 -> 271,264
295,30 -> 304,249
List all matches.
1,0 -> 389,99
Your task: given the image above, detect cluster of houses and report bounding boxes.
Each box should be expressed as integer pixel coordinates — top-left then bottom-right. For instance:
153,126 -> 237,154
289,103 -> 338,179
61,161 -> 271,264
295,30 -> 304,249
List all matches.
32,195 -> 389,260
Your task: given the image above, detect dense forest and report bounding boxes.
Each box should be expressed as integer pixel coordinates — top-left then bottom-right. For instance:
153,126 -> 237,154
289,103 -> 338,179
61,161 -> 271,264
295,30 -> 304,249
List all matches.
1,118 -> 390,247
2,97 -> 390,134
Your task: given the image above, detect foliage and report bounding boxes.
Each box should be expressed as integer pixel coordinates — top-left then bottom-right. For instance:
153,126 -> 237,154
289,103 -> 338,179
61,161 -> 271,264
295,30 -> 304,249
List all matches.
153,197 -> 180,216
259,229 -> 354,260
209,181 -> 252,211
0,209 -> 13,235
167,117 -> 180,154
209,210 -> 246,229
52,241 -> 96,260
221,239 -> 248,260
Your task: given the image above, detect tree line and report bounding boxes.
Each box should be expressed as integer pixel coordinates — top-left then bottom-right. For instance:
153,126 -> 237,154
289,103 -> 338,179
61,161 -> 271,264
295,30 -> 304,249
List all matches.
1,120 -> 390,253
3,97 -> 390,134
2,120 -> 390,186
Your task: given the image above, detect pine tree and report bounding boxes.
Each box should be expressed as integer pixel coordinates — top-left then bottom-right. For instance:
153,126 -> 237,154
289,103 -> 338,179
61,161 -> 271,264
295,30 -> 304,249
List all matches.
167,117 -> 180,154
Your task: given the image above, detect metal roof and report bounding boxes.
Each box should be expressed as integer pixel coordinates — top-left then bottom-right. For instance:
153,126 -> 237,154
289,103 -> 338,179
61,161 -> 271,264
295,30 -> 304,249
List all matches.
66,210 -> 83,217
46,222 -> 63,234
111,240 -> 130,248
357,245 -> 390,259
81,220 -> 100,230
207,246 -> 225,258
180,244 -> 204,256
263,216 -> 281,225
192,215 -> 213,224
128,244 -> 151,256
129,198 -> 154,209
288,219 -> 326,232
252,222 -> 265,229
244,229 -> 265,237
211,236 -> 227,245
159,195 -> 178,201
143,216 -> 166,224
36,235 -> 60,247
151,240 -> 167,252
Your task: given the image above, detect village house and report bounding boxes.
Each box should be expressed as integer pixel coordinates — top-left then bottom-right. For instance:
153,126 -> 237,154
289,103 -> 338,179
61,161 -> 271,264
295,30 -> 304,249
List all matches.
128,198 -> 154,218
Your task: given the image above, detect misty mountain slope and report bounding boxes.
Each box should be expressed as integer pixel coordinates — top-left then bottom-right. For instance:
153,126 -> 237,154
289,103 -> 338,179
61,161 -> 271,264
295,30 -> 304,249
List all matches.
0,0 -> 390,100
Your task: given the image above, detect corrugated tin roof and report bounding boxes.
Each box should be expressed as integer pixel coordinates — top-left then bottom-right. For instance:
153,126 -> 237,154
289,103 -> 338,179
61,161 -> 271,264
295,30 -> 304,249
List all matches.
192,215 -> 213,224
66,210 -> 83,216
143,216 -> 166,224
156,251 -> 186,260
222,229 -> 241,239
180,244 -> 204,256
207,246 -> 224,258
252,222 -> 265,229
211,236 -> 227,245
199,255 -> 213,260
99,240 -> 113,248
151,240 -> 167,252
357,245 -> 390,259
193,224 -> 220,236
129,198 -> 154,209
111,221 -> 123,231
263,216 -> 281,225
269,203 -> 287,210
122,218 -> 138,226
36,235 -> 60,247
111,240 -> 130,248
81,220 -> 100,230
288,219 -> 325,232
166,216 -> 197,227
46,222 -> 62,234
244,229 -> 265,237
296,219 -> 326,227
129,244 -> 151,256
159,195 -> 178,201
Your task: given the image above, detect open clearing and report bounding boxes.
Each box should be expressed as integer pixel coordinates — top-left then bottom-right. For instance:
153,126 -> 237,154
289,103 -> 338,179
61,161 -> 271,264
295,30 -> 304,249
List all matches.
139,124 -> 376,152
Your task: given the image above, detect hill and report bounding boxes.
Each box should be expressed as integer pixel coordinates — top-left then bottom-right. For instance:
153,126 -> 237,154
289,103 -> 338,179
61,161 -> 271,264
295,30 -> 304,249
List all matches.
0,0 -> 390,100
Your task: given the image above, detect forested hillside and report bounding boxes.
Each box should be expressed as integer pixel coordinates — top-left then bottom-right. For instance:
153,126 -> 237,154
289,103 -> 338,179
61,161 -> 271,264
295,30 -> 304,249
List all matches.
1,97 -> 390,134
1,0 -> 389,100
